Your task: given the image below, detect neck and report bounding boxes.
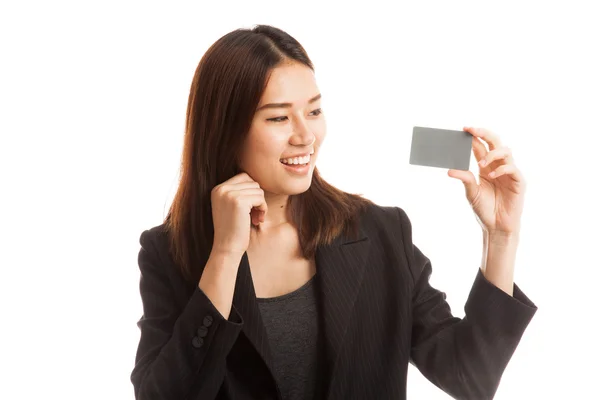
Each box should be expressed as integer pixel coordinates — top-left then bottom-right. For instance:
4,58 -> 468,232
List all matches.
258,191 -> 291,230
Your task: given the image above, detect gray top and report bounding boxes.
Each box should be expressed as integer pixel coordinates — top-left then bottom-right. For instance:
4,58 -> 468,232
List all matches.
257,273 -> 324,400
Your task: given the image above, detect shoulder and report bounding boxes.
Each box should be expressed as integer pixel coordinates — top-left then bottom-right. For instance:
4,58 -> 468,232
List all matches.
350,202 -> 416,263
139,222 -> 168,247
137,222 -> 171,267
359,202 -> 413,239
356,202 -> 422,287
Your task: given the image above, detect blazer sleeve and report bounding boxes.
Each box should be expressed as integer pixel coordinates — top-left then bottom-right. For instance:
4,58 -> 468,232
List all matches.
130,229 -> 244,400
397,208 -> 537,400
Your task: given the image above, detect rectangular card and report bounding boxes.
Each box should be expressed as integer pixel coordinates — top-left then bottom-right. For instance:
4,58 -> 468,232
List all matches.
409,126 -> 472,171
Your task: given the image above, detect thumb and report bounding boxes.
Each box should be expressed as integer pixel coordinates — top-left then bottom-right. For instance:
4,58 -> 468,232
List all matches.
448,169 -> 478,201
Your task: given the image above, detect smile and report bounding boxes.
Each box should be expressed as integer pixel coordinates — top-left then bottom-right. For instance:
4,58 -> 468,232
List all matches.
280,154 -> 311,165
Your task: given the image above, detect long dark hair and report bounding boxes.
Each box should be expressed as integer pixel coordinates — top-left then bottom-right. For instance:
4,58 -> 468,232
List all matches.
164,25 -> 373,283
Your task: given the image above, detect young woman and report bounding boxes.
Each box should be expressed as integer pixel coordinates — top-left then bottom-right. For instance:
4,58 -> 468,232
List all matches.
130,25 -> 537,400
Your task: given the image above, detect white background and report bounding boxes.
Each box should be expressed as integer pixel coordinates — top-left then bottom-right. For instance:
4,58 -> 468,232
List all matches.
2,1 -> 599,399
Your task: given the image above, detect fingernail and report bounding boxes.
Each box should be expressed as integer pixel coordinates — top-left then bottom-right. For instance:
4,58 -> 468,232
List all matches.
489,171 -> 495,178
479,159 -> 487,167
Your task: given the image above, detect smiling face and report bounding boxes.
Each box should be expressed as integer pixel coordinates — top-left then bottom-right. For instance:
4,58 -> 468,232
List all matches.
238,61 -> 326,196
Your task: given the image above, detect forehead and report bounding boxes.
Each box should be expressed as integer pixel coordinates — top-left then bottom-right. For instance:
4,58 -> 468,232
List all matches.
259,62 -> 319,104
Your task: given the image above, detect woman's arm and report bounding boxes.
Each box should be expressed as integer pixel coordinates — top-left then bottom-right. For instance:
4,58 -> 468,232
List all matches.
480,230 -> 520,296
130,229 -> 244,400
398,208 -> 537,400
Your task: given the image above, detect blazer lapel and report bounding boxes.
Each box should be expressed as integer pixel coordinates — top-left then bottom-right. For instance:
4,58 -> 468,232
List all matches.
315,227 -> 370,385
230,225 -> 370,397
231,252 -> 274,369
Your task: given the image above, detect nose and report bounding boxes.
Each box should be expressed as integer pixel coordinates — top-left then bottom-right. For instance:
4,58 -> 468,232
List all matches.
290,118 -> 314,147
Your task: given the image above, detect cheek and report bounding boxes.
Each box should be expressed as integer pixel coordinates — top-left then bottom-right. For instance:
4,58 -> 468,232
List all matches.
254,134 -> 285,158
242,130 -> 285,166
312,118 -> 327,142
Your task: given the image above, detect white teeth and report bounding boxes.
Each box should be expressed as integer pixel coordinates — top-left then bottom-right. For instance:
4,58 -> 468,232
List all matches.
280,154 -> 311,165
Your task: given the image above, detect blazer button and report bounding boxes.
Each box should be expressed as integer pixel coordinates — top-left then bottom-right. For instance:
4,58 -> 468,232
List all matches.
192,336 -> 204,348
203,315 -> 213,327
197,326 -> 208,338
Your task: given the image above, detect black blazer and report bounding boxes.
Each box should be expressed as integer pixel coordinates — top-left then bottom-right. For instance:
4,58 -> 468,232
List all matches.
130,204 -> 537,400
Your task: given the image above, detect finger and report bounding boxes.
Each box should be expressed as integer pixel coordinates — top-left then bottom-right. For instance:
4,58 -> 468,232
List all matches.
250,208 -> 264,226
223,181 -> 261,192
228,188 -> 266,208
488,164 -> 523,182
227,172 -> 256,184
246,193 -> 268,214
214,181 -> 260,198
464,126 -> 501,151
448,169 -> 479,201
479,146 -> 513,168
248,193 -> 268,226
472,137 -> 488,162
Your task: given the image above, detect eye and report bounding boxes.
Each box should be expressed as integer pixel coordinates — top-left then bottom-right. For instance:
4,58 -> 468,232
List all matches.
266,108 -> 322,123
267,116 -> 288,123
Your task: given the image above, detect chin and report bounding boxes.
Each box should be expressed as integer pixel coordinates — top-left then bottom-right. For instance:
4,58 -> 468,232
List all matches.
282,180 -> 312,195
252,164 -> 315,195
274,174 -> 313,196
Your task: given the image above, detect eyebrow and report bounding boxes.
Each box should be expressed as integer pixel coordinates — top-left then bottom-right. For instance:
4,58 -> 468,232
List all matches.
256,93 -> 321,111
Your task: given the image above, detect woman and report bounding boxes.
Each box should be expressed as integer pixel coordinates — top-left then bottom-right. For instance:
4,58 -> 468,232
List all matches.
130,25 -> 537,400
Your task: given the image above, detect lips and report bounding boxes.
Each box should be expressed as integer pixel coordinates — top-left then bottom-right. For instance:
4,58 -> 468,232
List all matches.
280,159 -> 311,175
280,155 -> 310,166
279,149 -> 315,161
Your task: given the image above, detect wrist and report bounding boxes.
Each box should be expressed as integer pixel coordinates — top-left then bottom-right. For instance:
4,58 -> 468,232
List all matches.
208,249 -> 244,268
200,251 -> 242,291
486,230 -> 520,246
